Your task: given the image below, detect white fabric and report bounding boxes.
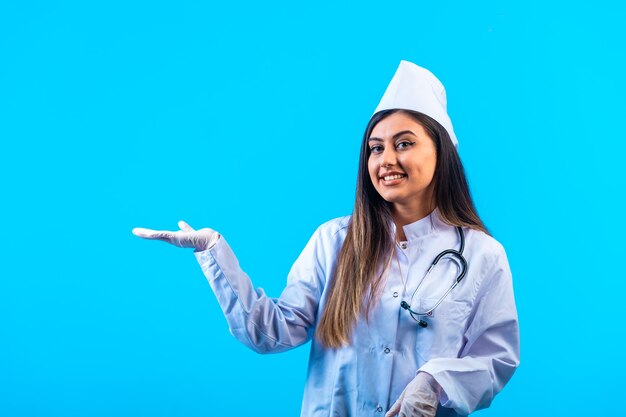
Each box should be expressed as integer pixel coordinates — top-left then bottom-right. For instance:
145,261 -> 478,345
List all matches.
374,61 -> 458,147
194,210 -> 519,416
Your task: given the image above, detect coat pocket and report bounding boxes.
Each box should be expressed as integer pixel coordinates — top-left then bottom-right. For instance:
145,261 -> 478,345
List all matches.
415,297 -> 471,363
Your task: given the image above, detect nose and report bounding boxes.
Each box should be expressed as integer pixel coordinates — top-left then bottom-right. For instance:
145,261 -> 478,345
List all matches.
380,146 -> 397,167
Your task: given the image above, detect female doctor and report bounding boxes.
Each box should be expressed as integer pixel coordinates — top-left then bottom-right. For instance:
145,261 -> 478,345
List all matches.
133,61 -> 520,417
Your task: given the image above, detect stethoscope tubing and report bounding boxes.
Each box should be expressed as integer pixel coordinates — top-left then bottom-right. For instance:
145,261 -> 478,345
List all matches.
401,226 -> 467,319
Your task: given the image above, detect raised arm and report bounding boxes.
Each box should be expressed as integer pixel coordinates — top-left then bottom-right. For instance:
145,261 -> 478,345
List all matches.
194,226 -> 328,354
133,220 -> 330,354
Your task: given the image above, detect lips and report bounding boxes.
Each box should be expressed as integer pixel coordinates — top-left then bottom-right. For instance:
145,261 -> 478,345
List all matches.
381,174 -> 407,181
378,172 -> 407,186
379,171 -> 407,180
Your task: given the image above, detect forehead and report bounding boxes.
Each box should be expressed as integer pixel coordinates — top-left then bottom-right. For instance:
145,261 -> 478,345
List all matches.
370,112 -> 427,140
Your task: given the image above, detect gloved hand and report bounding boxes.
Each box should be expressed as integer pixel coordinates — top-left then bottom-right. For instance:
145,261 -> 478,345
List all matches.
132,220 -> 220,252
385,372 -> 441,417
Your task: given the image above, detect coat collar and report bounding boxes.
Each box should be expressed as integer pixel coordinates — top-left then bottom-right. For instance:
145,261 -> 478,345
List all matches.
390,208 -> 449,241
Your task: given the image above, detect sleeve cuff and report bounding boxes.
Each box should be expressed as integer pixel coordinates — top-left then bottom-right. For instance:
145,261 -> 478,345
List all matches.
193,235 -> 234,282
418,362 -> 453,410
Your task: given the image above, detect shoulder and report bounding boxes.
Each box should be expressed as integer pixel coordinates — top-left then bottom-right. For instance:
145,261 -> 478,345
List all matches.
464,228 -> 509,273
294,216 -> 351,270
465,228 -> 507,258
464,228 -> 512,286
314,215 -> 352,241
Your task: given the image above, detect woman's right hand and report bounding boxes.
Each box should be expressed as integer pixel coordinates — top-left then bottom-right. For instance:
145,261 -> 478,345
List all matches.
132,220 -> 220,252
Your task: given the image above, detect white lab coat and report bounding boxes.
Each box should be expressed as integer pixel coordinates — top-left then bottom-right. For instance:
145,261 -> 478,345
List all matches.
194,209 -> 520,416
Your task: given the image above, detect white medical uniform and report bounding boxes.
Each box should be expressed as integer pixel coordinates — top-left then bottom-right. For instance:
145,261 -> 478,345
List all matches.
194,209 -> 520,416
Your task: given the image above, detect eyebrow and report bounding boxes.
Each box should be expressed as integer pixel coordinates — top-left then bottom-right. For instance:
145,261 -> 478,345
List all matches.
368,130 -> 417,142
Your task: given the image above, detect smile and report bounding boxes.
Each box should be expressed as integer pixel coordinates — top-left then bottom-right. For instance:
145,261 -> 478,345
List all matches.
379,173 -> 407,186
382,174 -> 406,181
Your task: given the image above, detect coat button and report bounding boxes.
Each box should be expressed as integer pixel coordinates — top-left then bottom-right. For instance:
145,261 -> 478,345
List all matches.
384,347 -> 390,354
392,291 -> 399,298
400,242 -> 407,249
376,406 -> 383,412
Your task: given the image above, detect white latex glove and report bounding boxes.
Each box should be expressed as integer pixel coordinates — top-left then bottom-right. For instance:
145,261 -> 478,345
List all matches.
132,220 -> 220,252
385,372 -> 441,417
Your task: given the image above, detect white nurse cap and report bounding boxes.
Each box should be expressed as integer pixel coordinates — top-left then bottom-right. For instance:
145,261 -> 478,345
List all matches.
374,60 -> 458,148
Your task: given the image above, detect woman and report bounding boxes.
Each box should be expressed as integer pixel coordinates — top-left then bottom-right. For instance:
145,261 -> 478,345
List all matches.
133,61 -> 520,417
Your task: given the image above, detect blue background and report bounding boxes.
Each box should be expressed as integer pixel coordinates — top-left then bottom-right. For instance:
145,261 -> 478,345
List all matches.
1,1 -> 624,416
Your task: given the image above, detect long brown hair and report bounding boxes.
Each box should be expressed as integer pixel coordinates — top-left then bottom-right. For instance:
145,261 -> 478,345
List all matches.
316,109 -> 488,348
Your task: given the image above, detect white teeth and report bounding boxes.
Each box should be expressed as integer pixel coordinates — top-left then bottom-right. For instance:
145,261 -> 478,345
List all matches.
383,174 -> 406,181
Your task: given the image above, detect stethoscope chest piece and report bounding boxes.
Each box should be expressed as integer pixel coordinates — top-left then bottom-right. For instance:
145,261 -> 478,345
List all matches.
400,301 -> 429,328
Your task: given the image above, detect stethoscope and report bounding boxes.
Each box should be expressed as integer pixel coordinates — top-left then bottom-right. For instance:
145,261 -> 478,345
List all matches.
399,226 -> 467,328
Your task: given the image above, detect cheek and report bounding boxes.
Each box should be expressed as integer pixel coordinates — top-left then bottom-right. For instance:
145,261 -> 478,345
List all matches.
427,156 -> 437,178
412,155 -> 436,177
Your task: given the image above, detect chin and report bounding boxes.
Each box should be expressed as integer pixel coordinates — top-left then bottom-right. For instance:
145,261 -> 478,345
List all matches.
378,193 -> 406,205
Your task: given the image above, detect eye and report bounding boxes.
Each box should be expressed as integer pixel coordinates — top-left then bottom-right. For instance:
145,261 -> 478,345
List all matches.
370,145 -> 383,154
396,140 -> 415,150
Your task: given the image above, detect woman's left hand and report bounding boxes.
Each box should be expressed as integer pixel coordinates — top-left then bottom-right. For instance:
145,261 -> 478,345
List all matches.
385,372 -> 440,417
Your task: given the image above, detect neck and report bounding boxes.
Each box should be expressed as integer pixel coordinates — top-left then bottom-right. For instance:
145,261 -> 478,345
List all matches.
391,201 -> 434,241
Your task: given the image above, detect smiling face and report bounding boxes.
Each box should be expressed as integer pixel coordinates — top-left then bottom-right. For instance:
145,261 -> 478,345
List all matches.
367,111 -> 438,215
